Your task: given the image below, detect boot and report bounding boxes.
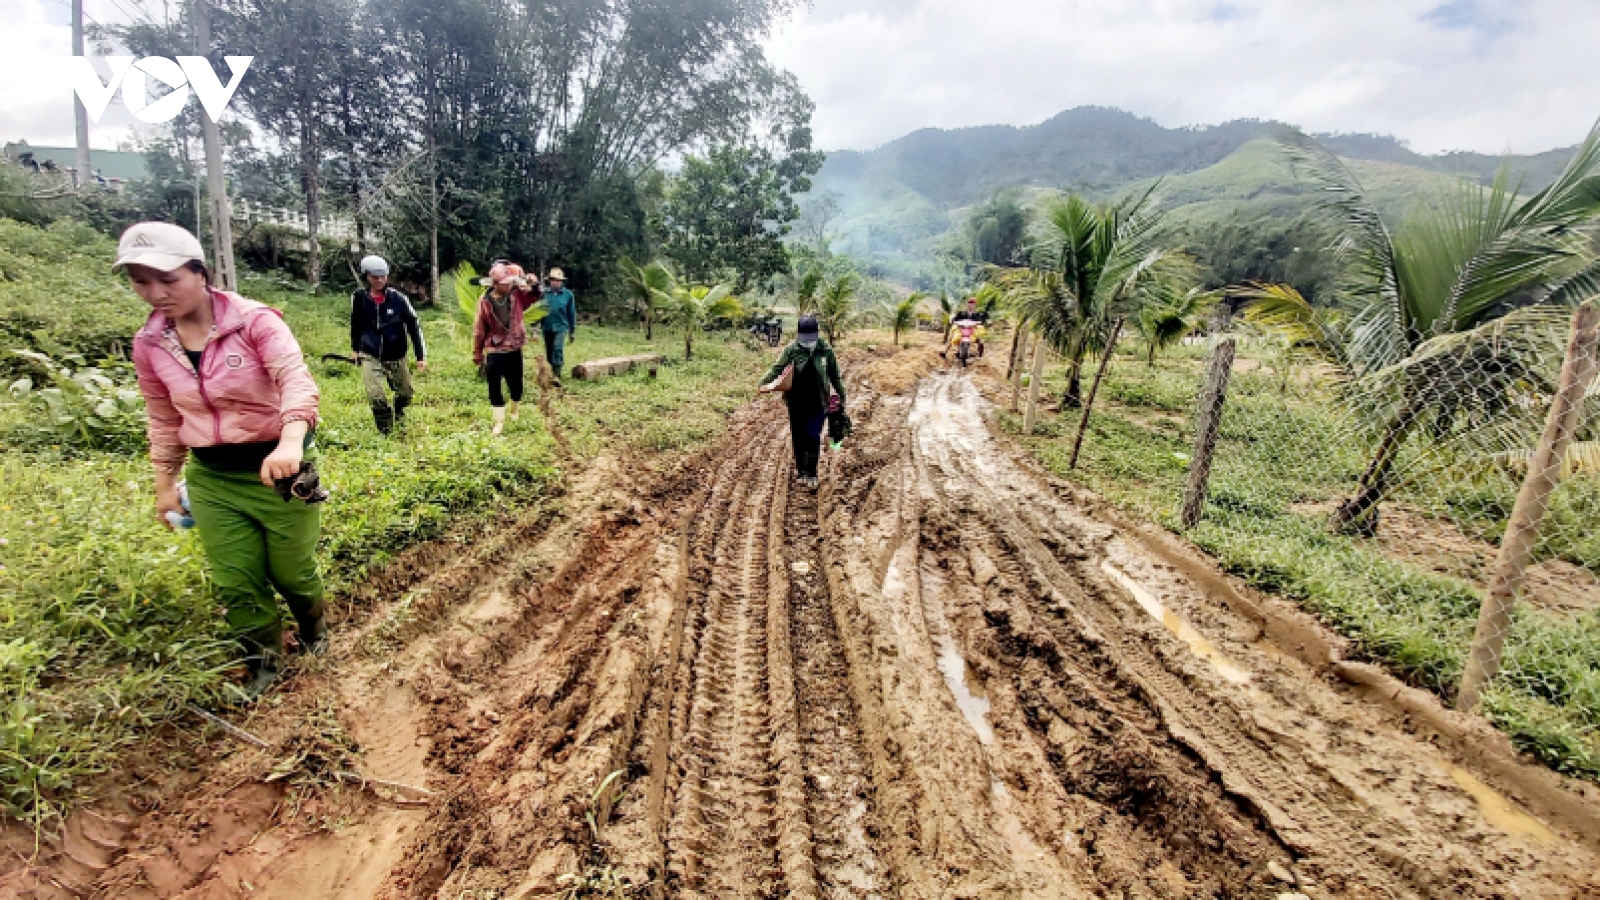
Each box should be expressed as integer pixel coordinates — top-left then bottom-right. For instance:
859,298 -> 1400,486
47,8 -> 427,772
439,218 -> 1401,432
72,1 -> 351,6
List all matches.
372,404 -> 393,435
507,399 -> 520,422
293,610 -> 328,655
393,396 -> 410,425
492,406 -> 506,435
239,635 -> 283,699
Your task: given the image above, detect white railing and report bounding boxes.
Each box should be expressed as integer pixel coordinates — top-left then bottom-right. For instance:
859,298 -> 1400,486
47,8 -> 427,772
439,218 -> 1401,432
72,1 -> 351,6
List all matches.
233,197 -> 354,240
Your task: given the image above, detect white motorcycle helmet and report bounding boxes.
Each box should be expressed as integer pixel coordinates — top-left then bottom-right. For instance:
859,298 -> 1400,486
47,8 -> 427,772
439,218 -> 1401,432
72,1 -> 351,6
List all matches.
359,255 -> 389,278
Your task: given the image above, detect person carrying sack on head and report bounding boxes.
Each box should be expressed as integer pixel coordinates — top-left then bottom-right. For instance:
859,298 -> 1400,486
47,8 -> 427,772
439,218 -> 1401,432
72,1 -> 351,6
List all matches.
472,261 -> 542,435
120,222 -> 327,697
541,267 -> 577,385
759,314 -> 844,490
351,255 -> 426,434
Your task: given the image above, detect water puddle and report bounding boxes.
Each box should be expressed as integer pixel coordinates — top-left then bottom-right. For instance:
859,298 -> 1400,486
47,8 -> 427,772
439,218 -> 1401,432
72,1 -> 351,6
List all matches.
912,555 -> 995,745
1447,766 -> 1557,844
1101,560 -> 1251,685
937,642 -> 994,745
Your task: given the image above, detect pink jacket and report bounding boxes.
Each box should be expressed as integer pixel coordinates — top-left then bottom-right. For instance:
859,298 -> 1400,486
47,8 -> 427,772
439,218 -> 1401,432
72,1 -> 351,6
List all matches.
471,287 -> 541,365
132,289 -> 320,472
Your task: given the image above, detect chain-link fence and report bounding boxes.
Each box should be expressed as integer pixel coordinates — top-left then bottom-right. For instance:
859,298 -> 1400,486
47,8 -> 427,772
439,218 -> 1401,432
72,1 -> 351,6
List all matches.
1008,301 -> 1600,781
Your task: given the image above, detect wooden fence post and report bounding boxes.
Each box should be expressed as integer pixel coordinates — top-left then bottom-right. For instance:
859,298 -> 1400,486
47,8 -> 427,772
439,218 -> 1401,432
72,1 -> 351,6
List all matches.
1024,337 -> 1048,434
1180,338 -> 1236,529
1011,333 -> 1032,413
1457,302 -> 1600,712
1069,317 -> 1124,470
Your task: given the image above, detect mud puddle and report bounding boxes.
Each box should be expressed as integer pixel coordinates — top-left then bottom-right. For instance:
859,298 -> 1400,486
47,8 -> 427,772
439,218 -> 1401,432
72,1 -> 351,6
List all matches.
1101,559 -> 1251,685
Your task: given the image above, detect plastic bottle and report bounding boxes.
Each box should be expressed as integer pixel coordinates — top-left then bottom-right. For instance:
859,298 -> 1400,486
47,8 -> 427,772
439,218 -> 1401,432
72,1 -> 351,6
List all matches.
165,481 -> 195,530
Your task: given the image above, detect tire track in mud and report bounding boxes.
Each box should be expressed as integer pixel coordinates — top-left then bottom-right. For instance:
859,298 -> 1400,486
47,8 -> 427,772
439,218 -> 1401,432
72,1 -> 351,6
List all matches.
881,371 -> 1591,899
785,475 -> 888,899
662,423 -> 789,897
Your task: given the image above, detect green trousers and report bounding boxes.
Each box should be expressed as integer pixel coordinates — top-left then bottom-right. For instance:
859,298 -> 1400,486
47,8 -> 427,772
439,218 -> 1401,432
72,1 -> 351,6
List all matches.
186,460 -> 324,653
361,358 -> 414,432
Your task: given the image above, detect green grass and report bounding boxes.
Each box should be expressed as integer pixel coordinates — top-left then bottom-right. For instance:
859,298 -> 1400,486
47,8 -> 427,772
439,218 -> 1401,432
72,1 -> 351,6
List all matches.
0,218 -> 768,826
1006,340 -> 1600,781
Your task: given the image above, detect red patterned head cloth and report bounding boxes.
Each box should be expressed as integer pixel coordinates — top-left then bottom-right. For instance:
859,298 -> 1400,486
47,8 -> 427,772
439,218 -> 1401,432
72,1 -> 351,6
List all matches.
488,262 -> 525,285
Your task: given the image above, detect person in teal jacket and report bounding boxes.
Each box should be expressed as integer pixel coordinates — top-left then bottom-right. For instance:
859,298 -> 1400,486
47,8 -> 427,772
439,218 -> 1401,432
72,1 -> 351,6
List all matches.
541,267 -> 577,384
759,315 -> 844,489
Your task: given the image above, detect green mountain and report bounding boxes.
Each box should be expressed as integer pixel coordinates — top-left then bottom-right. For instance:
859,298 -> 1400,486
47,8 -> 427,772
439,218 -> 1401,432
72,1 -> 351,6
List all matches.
808,107 -> 1575,271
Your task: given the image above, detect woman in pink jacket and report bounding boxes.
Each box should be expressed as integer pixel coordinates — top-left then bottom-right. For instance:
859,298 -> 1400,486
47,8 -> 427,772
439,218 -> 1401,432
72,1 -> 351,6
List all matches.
471,261 -> 542,435
121,222 -> 324,695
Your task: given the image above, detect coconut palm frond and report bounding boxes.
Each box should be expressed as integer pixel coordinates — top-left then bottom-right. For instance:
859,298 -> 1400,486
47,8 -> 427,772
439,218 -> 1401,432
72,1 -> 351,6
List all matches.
1236,281 -> 1345,367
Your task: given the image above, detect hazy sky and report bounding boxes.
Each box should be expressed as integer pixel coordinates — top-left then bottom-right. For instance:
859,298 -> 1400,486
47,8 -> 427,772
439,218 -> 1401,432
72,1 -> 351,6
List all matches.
5,0 -> 1597,156
763,0 -> 1600,154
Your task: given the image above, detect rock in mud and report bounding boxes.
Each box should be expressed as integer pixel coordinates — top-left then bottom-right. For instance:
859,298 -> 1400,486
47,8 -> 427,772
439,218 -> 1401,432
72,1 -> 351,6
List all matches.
1268,860 -> 1296,883
968,548 -> 999,586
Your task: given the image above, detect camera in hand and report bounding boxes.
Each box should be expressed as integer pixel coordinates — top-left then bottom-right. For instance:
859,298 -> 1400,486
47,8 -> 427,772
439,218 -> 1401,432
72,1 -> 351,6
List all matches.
274,461 -> 330,504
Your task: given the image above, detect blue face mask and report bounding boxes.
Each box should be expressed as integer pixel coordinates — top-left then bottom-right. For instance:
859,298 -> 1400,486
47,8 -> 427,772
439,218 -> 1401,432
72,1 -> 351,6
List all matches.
799,336 -> 818,349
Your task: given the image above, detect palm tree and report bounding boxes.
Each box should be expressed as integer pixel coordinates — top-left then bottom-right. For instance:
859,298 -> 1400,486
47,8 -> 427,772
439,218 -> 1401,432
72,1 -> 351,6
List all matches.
997,186 -> 1180,410
890,292 -> 926,347
795,266 -> 824,315
620,256 -> 674,341
661,281 -> 742,361
1252,125 -> 1600,533
936,292 -> 956,334
1136,279 -> 1219,366
818,272 -> 858,343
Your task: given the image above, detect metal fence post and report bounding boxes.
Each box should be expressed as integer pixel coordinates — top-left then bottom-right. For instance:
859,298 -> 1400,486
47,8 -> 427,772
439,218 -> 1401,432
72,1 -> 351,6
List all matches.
1069,317 -> 1124,471
1457,302 -> 1600,712
1180,338 -> 1236,529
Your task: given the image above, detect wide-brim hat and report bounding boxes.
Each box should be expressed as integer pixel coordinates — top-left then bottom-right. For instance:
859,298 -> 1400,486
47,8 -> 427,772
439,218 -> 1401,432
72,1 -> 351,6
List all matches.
112,222 -> 205,272
548,267 -> 566,281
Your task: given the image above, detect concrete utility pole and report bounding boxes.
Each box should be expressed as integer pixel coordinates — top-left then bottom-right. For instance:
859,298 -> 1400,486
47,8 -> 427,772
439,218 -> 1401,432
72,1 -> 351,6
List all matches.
72,0 -> 92,188
192,0 -> 237,290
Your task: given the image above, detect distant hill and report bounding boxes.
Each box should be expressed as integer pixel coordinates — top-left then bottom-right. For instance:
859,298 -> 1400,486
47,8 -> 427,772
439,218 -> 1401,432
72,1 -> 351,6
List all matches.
808,107 -> 1576,266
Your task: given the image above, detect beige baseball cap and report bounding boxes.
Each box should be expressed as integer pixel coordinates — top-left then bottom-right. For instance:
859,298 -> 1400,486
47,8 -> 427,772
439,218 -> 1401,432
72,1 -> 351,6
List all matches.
548,267 -> 566,281
112,221 -> 206,272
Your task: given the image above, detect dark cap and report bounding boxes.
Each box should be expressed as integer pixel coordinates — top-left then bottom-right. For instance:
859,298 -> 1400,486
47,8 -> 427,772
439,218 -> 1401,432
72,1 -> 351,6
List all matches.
798,315 -> 820,335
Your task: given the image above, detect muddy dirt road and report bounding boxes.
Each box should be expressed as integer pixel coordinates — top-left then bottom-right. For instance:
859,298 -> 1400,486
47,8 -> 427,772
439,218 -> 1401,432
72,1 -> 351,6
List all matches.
16,354 -> 1600,899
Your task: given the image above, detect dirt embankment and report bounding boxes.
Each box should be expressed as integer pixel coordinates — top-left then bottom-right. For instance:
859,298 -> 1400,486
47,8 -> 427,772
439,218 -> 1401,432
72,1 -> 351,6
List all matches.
9,348 -> 1599,899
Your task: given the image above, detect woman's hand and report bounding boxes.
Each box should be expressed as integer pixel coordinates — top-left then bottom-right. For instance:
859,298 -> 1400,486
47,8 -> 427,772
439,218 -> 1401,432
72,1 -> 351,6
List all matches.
415,359 -> 428,373
261,420 -> 311,486
155,484 -> 183,530
261,443 -> 304,486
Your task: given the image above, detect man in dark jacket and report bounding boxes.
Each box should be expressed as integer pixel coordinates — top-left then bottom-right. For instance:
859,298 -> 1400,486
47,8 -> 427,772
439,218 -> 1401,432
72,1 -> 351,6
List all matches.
352,255 -> 427,433
759,315 -> 844,489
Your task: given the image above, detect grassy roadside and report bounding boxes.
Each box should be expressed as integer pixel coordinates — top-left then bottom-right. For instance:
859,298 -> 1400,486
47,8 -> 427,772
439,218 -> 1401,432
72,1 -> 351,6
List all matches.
0,219 -> 769,826
1000,339 -> 1600,781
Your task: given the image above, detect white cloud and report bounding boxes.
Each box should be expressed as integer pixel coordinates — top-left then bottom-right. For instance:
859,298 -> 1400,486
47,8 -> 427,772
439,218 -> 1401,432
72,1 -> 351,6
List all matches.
763,0 -> 1600,154
0,0 -> 184,151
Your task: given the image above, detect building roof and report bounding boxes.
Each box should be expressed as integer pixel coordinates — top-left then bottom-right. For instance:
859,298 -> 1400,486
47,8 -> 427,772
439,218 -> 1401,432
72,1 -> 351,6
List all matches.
4,141 -> 148,182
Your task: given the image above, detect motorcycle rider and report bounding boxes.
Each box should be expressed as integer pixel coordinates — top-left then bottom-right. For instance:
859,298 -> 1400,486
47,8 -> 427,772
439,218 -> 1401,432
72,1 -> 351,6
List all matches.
943,296 -> 988,359
350,255 -> 427,434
